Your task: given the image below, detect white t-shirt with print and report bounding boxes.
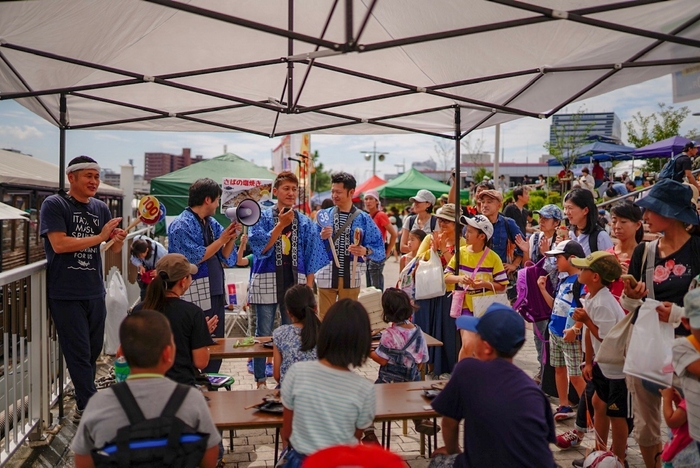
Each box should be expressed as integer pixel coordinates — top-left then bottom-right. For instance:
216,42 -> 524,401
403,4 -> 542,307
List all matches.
586,287 -> 626,379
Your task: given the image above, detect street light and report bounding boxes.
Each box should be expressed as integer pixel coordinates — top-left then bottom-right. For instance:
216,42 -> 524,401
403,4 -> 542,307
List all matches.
360,142 -> 388,177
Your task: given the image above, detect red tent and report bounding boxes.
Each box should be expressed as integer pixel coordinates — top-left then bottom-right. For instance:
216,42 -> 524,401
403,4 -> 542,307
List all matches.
352,175 -> 387,202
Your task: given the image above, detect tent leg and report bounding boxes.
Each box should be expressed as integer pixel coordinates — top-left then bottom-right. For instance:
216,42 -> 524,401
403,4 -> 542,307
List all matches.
59,93 -> 67,192
454,106 -> 461,273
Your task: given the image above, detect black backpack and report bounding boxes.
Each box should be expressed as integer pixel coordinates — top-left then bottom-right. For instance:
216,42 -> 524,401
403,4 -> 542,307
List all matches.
92,383 -> 209,468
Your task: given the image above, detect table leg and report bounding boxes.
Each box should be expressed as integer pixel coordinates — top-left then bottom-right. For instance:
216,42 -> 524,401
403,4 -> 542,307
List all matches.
403,419 -> 408,435
433,418 -> 438,453
386,421 -> 392,450
229,429 -> 234,452
420,433 -> 425,456
274,428 -> 280,464
381,422 -> 386,447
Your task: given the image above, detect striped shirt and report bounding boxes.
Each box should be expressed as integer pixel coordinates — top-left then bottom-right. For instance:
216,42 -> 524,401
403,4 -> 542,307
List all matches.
281,361 -> 375,455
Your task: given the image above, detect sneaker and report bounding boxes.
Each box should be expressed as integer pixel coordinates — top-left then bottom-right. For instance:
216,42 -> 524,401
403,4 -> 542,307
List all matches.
556,430 -> 583,449
256,382 -> 267,389
361,430 -> 380,445
246,359 -> 254,374
265,362 -> 273,378
72,408 -> 84,424
553,405 -> 575,422
414,419 -> 441,436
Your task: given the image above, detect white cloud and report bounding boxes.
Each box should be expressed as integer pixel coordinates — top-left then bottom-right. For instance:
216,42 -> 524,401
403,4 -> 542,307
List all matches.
0,125 -> 43,140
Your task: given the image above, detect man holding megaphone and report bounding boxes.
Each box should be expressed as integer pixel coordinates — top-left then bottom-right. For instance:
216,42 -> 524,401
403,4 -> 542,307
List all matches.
247,171 -> 327,388
168,178 -> 241,374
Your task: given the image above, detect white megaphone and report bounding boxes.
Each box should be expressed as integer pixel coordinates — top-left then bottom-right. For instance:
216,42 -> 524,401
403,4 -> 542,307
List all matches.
224,198 -> 261,226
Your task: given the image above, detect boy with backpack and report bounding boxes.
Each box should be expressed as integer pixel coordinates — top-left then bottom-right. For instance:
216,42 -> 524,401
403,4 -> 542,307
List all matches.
72,311 -> 220,468
538,240 -> 586,422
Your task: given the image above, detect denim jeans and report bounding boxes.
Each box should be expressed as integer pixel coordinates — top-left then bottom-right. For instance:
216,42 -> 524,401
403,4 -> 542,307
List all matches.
253,302 -> 291,382
365,259 -> 386,291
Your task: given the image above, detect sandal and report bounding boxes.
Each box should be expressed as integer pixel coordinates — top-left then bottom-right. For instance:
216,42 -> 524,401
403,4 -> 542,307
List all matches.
414,419 -> 441,436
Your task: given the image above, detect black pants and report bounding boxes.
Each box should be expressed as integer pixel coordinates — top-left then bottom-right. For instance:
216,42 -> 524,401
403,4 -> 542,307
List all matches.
202,293 -> 225,374
48,298 -> 106,410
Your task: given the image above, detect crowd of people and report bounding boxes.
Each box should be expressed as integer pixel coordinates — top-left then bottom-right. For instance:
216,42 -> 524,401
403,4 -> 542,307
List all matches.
38,145 -> 700,467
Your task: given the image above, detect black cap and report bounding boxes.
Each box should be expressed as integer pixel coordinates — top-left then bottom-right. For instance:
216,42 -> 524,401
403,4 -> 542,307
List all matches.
684,141 -> 697,151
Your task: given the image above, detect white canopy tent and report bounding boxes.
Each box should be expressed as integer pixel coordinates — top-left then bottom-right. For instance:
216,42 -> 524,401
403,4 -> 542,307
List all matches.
1,0 -> 699,142
1,0 -> 699,268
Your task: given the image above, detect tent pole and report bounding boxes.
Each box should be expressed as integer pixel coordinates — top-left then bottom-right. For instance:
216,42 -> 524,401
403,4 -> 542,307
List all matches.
287,0 -> 294,110
454,106 -> 461,275
59,93 -> 67,192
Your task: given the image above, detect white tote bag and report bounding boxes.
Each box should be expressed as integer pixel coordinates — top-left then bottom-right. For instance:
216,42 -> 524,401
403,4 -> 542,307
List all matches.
414,251 -> 446,300
104,272 -> 129,355
623,298 -> 675,387
471,283 -> 511,318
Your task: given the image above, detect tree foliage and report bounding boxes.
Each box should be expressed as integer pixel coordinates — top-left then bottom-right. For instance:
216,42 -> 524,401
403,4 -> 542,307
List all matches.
310,150 -> 331,193
544,108 -> 595,172
624,103 -> 698,172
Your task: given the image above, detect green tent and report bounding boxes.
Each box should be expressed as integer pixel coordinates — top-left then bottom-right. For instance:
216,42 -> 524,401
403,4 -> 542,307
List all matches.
376,168 -> 469,200
150,153 -> 274,233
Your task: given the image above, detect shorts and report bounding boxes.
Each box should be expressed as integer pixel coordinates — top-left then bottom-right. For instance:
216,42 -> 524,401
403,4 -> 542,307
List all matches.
592,363 -> 631,419
549,332 -> 582,377
626,374 -> 662,446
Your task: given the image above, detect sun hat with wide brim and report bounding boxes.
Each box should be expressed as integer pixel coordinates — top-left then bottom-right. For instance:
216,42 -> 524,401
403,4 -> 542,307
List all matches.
634,178 -> 699,225
434,203 -> 458,222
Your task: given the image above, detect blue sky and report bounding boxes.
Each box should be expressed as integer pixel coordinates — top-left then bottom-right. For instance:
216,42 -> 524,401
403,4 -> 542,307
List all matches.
1,74 -> 699,183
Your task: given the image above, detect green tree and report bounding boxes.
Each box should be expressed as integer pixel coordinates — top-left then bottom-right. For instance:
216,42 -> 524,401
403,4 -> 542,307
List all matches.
544,109 -> 595,194
310,150 -> 332,193
473,167 -> 492,183
624,103 -> 698,172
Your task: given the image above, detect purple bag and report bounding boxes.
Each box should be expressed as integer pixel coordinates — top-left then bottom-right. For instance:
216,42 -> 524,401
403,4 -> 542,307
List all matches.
512,257 -> 553,323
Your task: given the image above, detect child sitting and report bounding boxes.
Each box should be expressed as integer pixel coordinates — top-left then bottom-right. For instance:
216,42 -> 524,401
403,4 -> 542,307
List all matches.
571,252 -> 627,465
672,288 -> 700,464
272,285 -> 321,386
660,386 -> 700,467
369,288 -> 432,435
539,240 -> 586,423
280,299 -> 375,467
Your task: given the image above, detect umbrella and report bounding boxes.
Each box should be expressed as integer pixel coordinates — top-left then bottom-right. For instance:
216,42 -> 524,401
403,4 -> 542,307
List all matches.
632,136 -> 694,159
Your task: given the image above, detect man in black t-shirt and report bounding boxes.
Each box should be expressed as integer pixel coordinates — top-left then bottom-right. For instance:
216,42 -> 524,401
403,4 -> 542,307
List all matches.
503,186 -> 529,235
673,141 -> 699,194
40,156 -> 126,421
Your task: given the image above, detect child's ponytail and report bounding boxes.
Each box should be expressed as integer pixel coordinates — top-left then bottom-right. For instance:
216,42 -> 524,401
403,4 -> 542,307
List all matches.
284,284 -> 320,351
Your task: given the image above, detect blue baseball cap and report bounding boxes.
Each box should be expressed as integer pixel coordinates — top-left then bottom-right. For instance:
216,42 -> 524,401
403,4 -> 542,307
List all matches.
455,304 -> 526,355
534,204 -> 563,221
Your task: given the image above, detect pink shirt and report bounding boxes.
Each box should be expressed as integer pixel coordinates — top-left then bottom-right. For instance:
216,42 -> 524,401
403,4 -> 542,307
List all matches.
375,324 -> 429,368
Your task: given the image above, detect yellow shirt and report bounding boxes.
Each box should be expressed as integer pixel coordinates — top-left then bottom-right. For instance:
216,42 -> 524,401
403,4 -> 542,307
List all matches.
445,247 -> 508,314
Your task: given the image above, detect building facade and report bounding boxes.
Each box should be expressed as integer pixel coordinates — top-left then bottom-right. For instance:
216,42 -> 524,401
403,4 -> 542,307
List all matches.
144,148 -> 204,181
550,112 -> 621,147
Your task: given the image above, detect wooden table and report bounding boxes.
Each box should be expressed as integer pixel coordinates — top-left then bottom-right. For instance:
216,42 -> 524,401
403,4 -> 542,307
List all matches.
206,381 -> 440,459
209,333 -> 443,360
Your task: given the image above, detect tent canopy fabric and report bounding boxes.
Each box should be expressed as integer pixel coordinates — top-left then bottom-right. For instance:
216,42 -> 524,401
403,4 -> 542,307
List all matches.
150,152 -> 274,228
632,135 -> 694,159
353,175 -> 387,201
377,169 -> 453,199
1,1 -> 699,140
0,149 -> 122,196
547,141 -> 634,166
0,202 -> 29,221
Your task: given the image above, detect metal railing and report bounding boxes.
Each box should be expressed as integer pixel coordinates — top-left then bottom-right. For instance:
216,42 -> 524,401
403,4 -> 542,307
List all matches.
0,226 -> 152,465
0,260 -> 63,465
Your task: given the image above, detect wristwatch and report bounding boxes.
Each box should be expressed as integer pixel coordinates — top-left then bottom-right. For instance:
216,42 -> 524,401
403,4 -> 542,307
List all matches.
365,247 -> 372,257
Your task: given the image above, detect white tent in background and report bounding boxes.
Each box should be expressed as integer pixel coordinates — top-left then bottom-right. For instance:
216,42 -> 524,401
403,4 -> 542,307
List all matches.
0,203 -> 29,221
0,0 -> 699,142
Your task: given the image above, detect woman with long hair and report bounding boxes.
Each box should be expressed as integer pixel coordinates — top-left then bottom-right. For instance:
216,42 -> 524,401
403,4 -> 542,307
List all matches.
564,188 -> 614,255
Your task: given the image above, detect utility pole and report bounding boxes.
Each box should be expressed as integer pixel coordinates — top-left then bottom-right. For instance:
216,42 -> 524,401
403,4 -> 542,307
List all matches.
360,142 -> 388,177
